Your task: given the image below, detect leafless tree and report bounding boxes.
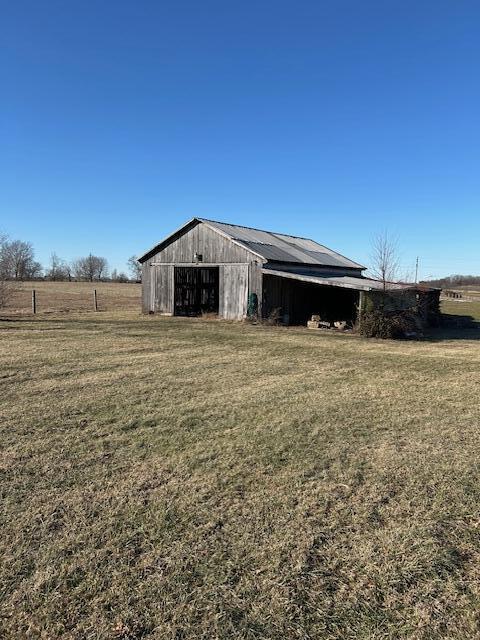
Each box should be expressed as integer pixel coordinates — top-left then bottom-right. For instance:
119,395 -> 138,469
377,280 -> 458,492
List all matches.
0,232 -> 8,279
96,256 -> 108,280
48,253 -> 62,281
73,254 -> 109,281
127,255 -> 142,282
0,280 -> 12,310
0,239 -> 41,280
26,260 -> 43,279
0,233 -> 12,309
64,262 -> 73,282
47,253 -> 70,281
111,269 -> 129,283
72,259 -> 85,281
10,240 -> 33,279
370,232 -> 400,290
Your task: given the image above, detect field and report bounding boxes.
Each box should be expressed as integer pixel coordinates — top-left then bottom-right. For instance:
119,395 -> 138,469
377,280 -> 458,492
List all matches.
3,280 -> 141,314
2,285 -> 480,638
441,286 -> 480,323
441,297 -> 480,322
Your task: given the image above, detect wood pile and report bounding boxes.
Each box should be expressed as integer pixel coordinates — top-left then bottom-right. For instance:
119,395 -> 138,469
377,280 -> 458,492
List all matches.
307,315 -> 332,329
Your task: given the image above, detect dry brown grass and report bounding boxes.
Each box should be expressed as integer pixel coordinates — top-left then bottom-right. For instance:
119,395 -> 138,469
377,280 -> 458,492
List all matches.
2,300 -> 480,638
3,280 -> 141,315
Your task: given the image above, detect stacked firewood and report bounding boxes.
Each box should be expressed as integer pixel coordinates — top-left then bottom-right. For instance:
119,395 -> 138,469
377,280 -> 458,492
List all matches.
307,314 -> 331,329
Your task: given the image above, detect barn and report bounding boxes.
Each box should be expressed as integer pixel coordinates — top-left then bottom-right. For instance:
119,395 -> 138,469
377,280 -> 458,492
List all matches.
138,217 -> 439,325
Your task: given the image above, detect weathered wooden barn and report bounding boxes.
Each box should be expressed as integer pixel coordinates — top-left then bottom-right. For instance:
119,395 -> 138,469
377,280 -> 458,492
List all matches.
138,218 -> 439,325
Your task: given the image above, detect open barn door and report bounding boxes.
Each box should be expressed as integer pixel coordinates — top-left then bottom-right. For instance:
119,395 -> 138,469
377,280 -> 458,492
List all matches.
174,267 -> 219,316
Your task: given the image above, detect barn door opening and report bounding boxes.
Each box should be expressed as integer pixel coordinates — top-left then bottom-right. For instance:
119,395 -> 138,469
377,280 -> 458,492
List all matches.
174,267 -> 219,316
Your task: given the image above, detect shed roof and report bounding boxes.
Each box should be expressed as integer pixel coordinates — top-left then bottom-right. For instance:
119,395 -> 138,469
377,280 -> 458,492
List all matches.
139,217 -> 365,269
262,266 -> 429,292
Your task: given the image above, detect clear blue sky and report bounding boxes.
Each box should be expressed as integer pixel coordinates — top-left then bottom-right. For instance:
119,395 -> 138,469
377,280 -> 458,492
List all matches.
1,1 -> 479,279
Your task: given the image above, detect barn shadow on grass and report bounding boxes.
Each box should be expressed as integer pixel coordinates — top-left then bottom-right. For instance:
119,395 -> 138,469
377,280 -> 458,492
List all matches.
425,313 -> 480,342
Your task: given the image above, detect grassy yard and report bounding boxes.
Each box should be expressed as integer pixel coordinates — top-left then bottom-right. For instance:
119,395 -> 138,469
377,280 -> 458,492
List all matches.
2,307 -> 480,638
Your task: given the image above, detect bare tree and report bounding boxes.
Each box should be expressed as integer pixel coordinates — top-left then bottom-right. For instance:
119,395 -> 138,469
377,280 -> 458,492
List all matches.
25,260 -> 43,279
0,239 -> 41,280
64,261 -> 73,282
72,258 -> 86,281
47,253 -> 74,281
0,232 -> 8,279
0,280 -> 12,310
111,269 -> 129,283
0,233 -> 12,309
96,256 -> 108,280
10,240 -> 33,279
73,254 -> 109,281
370,232 -> 400,290
47,253 -> 67,281
127,255 -> 142,282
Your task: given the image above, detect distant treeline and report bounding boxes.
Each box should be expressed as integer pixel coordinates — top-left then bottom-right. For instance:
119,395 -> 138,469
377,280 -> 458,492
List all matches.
421,275 -> 480,289
0,233 -> 141,283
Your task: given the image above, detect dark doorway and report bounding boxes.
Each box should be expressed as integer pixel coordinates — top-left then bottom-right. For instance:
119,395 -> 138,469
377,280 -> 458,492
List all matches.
263,275 -> 359,325
174,267 -> 219,316
287,281 -> 359,325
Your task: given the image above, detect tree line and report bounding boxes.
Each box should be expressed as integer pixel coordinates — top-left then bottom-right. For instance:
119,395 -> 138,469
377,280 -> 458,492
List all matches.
0,233 -> 142,283
420,275 -> 480,289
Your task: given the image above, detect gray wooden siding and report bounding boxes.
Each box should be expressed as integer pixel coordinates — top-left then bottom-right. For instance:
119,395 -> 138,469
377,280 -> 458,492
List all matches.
248,261 -> 263,315
150,221 -> 252,264
219,264 -> 249,320
142,221 -> 264,318
263,274 -> 294,319
141,260 -> 152,313
152,264 -> 174,314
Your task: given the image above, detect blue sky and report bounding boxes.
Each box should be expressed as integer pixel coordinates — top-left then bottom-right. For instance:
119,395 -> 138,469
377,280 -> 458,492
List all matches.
1,1 -> 479,279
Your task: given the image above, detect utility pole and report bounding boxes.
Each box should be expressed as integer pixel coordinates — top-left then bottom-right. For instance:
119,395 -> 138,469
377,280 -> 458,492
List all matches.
414,257 -> 419,284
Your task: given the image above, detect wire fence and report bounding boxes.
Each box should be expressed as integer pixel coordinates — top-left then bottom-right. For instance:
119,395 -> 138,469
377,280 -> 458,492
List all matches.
2,281 -> 141,316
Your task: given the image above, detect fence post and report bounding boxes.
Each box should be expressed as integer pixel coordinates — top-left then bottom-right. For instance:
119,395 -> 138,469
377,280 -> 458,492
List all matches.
93,289 -> 98,312
32,289 -> 36,314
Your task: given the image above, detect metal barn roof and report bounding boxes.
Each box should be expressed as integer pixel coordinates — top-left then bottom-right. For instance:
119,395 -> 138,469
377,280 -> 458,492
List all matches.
199,219 -> 365,269
138,217 -> 365,269
262,267 -> 419,292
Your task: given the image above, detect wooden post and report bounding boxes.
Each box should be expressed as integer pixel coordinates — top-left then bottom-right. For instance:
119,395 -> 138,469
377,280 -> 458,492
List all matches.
31,289 -> 36,314
357,290 -> 365,330
93,289 -> 98,311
